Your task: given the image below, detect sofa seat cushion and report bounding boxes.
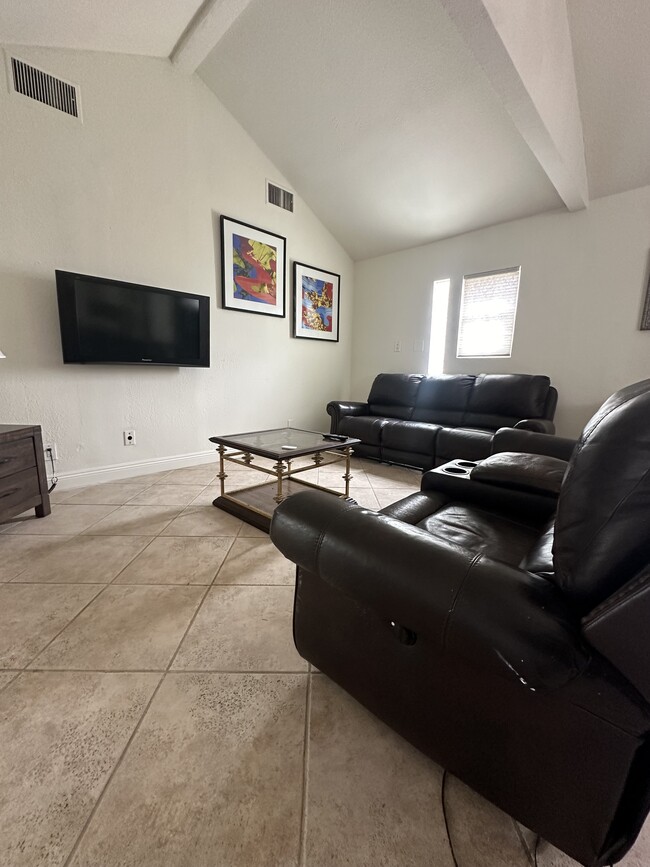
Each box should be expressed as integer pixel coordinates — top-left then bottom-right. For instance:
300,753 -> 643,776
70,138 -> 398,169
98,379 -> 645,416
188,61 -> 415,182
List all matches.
381,420 -> 441,454
338,415 -> 387,445
418,504 -> 540,566
436,427 -> 494,462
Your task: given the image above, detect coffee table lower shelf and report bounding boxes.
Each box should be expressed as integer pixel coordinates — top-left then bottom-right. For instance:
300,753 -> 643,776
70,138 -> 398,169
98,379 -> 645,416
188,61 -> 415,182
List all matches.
213,479 -> 348,533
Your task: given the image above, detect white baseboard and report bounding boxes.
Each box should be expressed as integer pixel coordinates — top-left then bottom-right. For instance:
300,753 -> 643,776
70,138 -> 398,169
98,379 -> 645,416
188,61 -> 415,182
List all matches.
53,449 -> 217,490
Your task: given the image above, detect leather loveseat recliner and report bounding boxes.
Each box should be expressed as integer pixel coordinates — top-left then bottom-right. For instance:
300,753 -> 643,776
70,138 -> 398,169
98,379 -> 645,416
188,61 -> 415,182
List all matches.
327,372 -> 558,469
271,379 -> 650,867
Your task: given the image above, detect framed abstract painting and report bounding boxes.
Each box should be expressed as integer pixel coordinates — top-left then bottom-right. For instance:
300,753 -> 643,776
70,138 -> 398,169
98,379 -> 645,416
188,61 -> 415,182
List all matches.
293,261 -> 340,342
220,215 -> 286,317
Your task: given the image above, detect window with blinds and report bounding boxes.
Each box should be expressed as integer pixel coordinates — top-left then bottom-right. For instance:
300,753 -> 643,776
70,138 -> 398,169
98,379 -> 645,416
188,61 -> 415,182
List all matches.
456,267 -> 520,358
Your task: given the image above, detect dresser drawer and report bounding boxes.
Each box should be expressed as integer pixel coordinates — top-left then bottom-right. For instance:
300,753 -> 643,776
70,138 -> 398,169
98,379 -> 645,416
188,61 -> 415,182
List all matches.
0,467 -> 41,514
0,437 -> 36,480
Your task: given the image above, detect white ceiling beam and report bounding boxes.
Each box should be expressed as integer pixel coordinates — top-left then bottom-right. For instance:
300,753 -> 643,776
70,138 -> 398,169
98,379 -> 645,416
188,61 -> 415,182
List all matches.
440,0 -> 588,211
170,0 -> 255,74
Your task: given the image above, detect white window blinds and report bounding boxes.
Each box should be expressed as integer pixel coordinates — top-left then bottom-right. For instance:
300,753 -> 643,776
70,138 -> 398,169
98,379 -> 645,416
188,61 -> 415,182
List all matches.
456,267 -> 520,358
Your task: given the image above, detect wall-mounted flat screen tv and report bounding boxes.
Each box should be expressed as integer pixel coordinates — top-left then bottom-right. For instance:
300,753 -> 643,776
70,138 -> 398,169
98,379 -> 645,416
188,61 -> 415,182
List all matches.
56,270 -> 210,367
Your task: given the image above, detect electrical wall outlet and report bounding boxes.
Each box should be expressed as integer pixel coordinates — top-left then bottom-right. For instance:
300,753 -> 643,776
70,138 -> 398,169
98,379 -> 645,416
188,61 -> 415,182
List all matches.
394,340 -> 402,352
43,443 -> 58,460
123,429 -> 136,446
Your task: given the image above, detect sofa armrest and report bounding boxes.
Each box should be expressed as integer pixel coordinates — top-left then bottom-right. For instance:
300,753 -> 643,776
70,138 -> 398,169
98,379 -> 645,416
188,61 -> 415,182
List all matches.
492,427 -> 577,461
421,467 -> 557,521
514,418 -> 556,434
470,452 -> 567,496
270,490 -> 589,690
326,400 -> 369,433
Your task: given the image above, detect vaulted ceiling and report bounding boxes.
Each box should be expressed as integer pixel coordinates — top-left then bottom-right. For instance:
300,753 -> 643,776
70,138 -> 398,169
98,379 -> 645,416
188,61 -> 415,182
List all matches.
2,0 -> 649,260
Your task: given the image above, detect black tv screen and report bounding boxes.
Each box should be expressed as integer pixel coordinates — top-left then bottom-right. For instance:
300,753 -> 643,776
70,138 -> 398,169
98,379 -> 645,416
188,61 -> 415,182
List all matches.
56,270 -> 210,367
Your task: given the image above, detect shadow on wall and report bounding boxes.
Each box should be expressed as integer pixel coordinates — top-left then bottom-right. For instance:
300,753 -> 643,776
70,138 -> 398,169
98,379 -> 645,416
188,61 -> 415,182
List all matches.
553,400 -> 601,442
0,269 -> 63,369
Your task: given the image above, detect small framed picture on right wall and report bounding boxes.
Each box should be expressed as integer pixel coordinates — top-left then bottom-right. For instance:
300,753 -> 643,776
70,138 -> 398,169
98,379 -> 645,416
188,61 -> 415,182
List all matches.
293,261 -> 340,342
641,272 -> 650,330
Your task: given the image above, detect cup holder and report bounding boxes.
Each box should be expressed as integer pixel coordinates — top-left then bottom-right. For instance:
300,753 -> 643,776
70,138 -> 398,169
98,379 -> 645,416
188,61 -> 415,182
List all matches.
443,465 -> 470,475
456,460 -> 478,468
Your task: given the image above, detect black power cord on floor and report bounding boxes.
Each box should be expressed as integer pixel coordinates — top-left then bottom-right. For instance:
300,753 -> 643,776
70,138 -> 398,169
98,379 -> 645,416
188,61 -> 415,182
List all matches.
440,769 -> 460,867
442,772 -> 614,867
45,447 -> 58,493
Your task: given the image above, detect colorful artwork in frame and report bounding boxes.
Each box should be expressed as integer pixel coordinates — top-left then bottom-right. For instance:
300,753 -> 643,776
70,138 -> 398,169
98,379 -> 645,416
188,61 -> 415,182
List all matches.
220,215 -> 286,317
293,262 -> 340,342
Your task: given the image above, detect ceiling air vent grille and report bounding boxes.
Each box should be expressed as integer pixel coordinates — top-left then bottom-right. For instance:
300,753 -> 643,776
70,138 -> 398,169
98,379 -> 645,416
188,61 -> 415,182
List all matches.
267,181 -> 294,212
10,57 -> 80,118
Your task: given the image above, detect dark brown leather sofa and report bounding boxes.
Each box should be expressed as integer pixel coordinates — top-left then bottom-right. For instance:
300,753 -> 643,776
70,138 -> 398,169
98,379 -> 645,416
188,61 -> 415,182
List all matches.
271,380 -> 650,866
327,372 -> 558,468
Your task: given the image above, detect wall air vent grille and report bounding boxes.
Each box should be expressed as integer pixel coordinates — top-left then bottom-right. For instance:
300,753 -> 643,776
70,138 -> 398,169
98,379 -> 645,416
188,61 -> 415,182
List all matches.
267,181 -> 294,212
10,57 -> 80,118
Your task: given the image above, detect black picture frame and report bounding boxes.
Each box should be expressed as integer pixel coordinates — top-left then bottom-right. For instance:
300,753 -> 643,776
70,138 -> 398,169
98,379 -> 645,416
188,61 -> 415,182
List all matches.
220,215 -> 286,318
641,271 -> 650,330
293,261 -> 340,342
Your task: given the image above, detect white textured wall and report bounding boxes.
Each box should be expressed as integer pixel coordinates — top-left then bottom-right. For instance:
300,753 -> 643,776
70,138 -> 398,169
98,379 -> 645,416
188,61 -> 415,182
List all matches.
352,185 -> 650,437
0,47 -> 352,476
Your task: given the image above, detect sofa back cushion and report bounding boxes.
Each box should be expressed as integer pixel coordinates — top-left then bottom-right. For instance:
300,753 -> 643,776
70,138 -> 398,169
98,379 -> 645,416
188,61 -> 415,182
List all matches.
367,373 -> 424,420
463,374 -> 552,428
553,379 -> 650,613
411,374 -> 476,425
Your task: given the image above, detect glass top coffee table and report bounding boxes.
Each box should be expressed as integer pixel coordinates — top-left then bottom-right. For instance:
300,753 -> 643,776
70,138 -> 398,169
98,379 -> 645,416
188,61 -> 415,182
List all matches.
208,427 -> 360,532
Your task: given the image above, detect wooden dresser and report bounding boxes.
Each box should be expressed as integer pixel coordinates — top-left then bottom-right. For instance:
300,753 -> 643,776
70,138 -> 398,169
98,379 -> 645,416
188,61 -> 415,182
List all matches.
0,425 -> 51,524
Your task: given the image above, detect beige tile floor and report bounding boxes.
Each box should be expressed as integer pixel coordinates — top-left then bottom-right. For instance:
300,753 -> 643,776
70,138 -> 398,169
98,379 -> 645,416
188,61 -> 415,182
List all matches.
0,458 -> 649,866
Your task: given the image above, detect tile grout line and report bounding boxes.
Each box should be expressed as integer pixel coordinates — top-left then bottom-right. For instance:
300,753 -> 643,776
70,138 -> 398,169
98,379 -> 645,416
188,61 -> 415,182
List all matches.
162,576 -> 218,674
119,477 -> 213,509
20,582 -> 111,671
0,502 -> 123,540
105,534 -> 162,585
59,476 -> 163,506
7,481 -> 219,670
9,580 -> 294,587
298,672 -> 313,867
209,536 -> 237,584
9,533 -> 160,586
3,465 -> 422,859
0,671 -> 19,694
1,478 -> 233,588
61,670 -> 167,867
61,524 -> 221,866
56,469 -> 174,501
12,667 -> 310,674
3,530 -> 286,673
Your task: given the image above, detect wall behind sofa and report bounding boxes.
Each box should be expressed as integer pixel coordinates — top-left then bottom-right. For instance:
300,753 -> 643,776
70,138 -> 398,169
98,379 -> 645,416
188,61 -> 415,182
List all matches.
0,46 -> 353,481
352,185 -> 650,436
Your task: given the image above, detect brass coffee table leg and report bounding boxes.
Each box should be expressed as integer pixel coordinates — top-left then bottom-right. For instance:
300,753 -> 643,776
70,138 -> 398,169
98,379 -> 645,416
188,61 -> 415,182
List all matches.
343,446 -> 353,497
217,444 -> 227,496
273,459 -> 286,504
